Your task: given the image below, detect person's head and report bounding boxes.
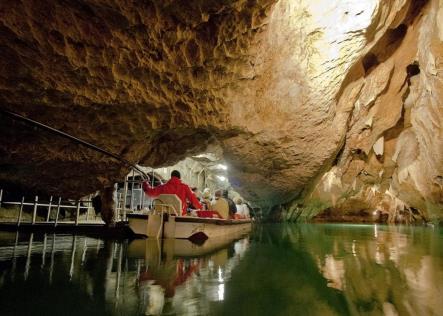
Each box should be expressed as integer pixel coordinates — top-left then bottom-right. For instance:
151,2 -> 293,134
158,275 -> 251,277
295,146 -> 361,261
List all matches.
214,189 -> 222,198
171,170 -> 181,179
191,187 -> 201,198
203,188 -> 211,199
235,197 -> 243,205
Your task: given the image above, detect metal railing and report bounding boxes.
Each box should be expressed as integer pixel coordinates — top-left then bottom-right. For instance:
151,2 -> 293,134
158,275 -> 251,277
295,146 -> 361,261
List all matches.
0,169 -> 158,226
0,189 -> 103,226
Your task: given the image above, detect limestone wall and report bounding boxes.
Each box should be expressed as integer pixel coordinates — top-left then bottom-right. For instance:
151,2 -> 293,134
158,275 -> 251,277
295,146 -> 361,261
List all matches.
0,0 -> 441,222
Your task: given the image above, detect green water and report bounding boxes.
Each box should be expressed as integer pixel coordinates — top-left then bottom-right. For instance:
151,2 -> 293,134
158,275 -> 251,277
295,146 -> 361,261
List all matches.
0,224 -> 442,315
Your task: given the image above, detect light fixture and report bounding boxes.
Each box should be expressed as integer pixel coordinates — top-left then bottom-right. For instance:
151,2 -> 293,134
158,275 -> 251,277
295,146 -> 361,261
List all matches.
216,164 -> 228,170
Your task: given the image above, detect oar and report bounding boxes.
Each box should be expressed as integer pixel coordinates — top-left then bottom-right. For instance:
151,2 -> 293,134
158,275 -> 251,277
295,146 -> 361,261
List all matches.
0,108 -> 149,180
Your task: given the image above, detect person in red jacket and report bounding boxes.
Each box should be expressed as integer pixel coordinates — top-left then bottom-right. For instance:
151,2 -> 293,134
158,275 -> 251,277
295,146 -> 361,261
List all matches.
142,170 -> 202,216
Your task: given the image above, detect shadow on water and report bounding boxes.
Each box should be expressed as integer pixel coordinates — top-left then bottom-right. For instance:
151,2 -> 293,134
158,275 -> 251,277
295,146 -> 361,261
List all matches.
0,224 -> 442,315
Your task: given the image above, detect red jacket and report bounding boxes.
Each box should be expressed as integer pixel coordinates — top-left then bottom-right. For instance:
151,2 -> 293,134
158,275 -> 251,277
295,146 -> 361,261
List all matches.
142,177 -> 202,215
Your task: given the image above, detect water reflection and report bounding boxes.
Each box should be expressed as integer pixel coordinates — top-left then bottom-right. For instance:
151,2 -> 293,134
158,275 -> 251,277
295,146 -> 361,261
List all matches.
0,231 -> 250,315
310,224 -> 443,316
0,224 -> 442,315
235,224 -> 443,316
128,236 -> 250,315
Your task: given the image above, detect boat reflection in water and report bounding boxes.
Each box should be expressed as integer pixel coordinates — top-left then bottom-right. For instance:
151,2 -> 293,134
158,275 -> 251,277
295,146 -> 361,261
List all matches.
128,231 -> 251,315
0,229 -> 250,316
1,224 -> 442,315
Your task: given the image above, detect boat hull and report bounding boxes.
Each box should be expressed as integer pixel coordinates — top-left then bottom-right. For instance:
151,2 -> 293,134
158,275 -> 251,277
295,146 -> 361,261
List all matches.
127,213 -> 252,239
127,230 -> 249,260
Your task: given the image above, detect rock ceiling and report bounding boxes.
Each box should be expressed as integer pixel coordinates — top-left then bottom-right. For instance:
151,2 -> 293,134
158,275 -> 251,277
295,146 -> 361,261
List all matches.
0,0 -> 442,220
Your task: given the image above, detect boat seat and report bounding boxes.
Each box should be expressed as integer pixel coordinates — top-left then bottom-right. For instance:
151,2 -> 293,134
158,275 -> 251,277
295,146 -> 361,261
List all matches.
153,194 -> 182,215
211,198 -> 229,219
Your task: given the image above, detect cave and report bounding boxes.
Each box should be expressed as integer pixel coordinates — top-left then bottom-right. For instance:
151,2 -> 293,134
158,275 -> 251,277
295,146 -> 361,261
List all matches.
0,0 -> 442,314
1,0 -> 441,225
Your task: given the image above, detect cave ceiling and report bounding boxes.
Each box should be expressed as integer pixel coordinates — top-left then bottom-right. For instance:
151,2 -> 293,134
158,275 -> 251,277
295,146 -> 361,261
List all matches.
0,0 -> 442,218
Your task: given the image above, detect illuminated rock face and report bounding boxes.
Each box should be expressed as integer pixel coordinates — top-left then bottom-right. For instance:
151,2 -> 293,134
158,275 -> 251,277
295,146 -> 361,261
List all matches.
292,0 -> 443,222
0,0 -> 441,221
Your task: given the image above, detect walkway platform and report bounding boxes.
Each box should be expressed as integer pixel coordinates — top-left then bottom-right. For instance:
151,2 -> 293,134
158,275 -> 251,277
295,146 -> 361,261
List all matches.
0,221 -> 133,237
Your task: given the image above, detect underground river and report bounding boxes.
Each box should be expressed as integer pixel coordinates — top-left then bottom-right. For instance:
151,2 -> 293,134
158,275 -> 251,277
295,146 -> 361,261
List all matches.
0,224 -> 442,315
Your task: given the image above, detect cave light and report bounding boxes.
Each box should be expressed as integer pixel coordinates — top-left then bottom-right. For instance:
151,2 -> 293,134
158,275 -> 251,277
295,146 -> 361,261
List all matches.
216,164 -> 228,170
217,283 -> 225,301
305,0 -> 377,33
218,267 -> 223,282
301,0 -> 378,91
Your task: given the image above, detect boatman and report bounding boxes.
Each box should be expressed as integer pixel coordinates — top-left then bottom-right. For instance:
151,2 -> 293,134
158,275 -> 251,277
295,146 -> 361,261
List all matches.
142,170 -> 202,216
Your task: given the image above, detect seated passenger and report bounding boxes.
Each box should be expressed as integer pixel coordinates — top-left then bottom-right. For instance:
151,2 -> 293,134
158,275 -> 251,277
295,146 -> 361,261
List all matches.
201,188 -> 212,211
142,170 -> 202,216
234,198 -> 250,219
223,190 -> 237,218
191,187 -> 200,199
188,187 -> 201,210
211,190 -> 229,219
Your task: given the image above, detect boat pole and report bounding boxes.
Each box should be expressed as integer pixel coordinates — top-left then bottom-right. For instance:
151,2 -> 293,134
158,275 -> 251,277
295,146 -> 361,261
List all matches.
149,169 -> 155,210
0,108 -> 149,180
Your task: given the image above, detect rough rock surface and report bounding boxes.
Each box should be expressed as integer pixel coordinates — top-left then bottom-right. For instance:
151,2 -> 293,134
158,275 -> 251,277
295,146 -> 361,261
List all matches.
282,0 -> 443,223
0,0 -> 441,222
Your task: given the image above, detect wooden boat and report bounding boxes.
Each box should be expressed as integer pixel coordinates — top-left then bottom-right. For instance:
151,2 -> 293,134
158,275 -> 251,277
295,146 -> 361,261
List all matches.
127,229 -> 250,260
127,194 -> 252,240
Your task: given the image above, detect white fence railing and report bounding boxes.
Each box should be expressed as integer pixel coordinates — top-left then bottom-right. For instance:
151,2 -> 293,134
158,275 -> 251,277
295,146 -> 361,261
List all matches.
0,189 -> 103,226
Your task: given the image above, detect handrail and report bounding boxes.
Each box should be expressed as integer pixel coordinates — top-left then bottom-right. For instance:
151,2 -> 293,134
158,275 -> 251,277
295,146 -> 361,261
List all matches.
1,201 -> 91,208
0,194 -> 101,226
0,169 -> 154,225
